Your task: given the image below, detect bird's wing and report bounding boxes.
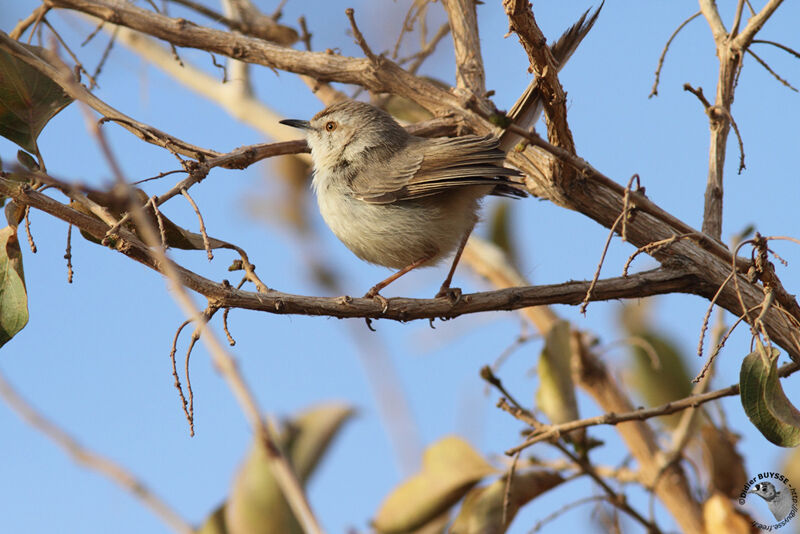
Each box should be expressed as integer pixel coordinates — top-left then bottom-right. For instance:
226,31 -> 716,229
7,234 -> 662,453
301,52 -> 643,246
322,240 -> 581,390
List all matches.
352,135 -> 526,204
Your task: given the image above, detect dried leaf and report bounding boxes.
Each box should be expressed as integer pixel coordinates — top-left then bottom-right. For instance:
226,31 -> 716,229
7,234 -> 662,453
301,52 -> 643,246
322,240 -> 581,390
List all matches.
450,470 -> 564,534
702,492 -> 753,534
373,436 -> 496,534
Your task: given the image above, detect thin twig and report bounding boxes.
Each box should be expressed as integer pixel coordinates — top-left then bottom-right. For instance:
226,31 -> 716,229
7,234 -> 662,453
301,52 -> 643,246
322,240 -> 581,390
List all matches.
697,271 -> 734,357
23,206 -> 37,253
180,188 -> 213,260
0,370 -> 194,534
505,360 -> 800,453
752,39 -> 800,59
9,5 -> 50,40
92,25 -> 119,86
345,8 -> 379,64
649,11 -> 701,98
530,496 -> 610,533
169,319 -> 194,435
65,223 -> 74,283
746,48 -> 799,92
580,210 -> 625,315
41,18 -> 99,88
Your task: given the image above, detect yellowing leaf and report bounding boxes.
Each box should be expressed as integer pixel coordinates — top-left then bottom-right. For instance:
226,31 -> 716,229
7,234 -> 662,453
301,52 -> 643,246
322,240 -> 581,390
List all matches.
223,403 -> 353,534
450,470 -> 564,534
373,436 -> 496,534
535,320 -> 578,427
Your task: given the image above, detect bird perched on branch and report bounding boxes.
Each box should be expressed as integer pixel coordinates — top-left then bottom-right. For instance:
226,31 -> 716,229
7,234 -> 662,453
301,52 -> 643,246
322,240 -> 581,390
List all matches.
280,5 -> 602,308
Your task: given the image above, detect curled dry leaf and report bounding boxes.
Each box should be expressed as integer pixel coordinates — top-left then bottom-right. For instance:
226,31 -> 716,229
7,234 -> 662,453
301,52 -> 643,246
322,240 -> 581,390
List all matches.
373,436 -> 496,534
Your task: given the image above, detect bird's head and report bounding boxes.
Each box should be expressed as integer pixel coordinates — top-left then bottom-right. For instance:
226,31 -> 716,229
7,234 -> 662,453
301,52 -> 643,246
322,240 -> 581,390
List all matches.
280,100 -> 409,173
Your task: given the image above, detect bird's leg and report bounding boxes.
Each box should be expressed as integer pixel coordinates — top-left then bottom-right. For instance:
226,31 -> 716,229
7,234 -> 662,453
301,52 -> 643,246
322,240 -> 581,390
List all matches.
436,229 -> 472,304
365,255 -> 431,312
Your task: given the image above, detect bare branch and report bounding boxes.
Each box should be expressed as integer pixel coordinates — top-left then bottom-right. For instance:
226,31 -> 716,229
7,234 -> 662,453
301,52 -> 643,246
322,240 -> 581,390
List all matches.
505,360 -> 800,451
734,0 -> 785,48
0,371 -> 194,534
649,11 -> 701,98
442,0 -> 486,97
698,0 -> 727,43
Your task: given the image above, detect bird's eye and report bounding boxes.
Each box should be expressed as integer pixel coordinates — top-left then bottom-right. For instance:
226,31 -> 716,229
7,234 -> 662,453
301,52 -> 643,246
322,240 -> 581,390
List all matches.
325,121 -> 337,132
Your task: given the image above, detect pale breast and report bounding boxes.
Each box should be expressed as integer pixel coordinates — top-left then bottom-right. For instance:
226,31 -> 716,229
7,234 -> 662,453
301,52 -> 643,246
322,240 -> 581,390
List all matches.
315,183 -> 482,270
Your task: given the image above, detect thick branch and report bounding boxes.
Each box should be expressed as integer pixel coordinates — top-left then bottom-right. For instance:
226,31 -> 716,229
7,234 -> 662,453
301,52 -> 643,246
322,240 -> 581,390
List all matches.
441,0 -> 486,97
0,176 -> 699,318
42,0 -> 462,115
503,0 -> 575,157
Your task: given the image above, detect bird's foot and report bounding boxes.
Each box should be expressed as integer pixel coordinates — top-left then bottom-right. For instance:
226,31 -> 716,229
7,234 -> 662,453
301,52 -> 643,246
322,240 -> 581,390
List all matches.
364,288 -> 390,314
435,285 -> 462,306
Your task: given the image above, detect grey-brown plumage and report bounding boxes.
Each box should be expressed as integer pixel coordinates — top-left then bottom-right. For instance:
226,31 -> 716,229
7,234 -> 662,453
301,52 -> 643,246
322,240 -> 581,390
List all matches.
280,100 -> 526,301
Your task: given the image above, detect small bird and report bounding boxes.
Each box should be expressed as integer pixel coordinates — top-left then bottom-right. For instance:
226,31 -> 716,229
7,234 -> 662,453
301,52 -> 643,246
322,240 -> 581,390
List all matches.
280,100 -> 526,306
279,4 -> 602,307
748,481 -> 793,521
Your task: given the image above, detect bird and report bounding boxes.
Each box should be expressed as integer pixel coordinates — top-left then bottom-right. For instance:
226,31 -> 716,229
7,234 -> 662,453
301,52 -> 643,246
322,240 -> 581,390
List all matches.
280,100 -> 526,307
278,4 -> 602,308
748,481 -> 793,521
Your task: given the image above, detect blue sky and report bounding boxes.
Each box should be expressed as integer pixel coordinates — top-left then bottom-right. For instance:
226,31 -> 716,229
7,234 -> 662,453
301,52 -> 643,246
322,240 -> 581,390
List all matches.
1,1 -> 799,533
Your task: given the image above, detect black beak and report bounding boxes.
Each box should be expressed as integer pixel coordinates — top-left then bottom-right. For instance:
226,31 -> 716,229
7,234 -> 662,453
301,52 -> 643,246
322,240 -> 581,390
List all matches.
279,119 -> 312,130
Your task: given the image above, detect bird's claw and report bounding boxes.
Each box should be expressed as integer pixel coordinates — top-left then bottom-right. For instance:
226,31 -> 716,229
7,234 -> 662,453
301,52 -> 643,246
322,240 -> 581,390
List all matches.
436,286 -> 462,306
364,289 -> 389,314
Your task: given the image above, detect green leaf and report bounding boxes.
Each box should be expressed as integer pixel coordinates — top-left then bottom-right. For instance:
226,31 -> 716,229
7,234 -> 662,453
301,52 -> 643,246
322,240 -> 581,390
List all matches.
223,403 -> 353,534
536,320 -> 579,427
0,225 -> 28,347
620,302 -> 692,428
450,470 -> 564,534
0,44 -> 73,153
373,436 -> 496,534
739,344 -> 800,447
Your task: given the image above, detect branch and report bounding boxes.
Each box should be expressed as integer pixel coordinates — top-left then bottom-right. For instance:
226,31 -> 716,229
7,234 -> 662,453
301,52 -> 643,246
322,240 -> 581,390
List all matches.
734,0 -> 785,48
503,0 -> 575,158
441,0 -> 486,98
0,370 -> 193,534
698,0 -> 727,43
42,0 -> 463,115
507,360 -> 800,451
2,179 -> 710,320
0,30 -> 220,162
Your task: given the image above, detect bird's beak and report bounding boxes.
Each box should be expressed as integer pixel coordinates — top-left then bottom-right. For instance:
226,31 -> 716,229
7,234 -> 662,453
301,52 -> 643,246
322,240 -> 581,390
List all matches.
279,119 -> 312,130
